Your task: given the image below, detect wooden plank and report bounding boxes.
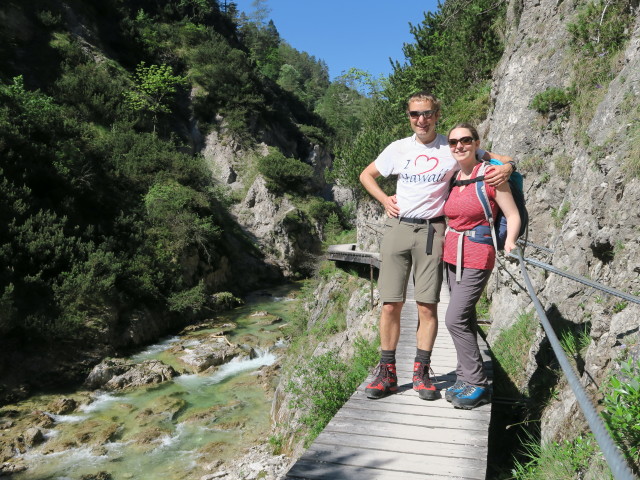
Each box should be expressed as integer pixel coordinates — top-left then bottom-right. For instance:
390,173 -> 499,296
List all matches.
312,431 -> 487,460
295,443 -> 486,479
332,406 -> 488,431
321,417 -> 490,447
286,459 -> 475,480
343,396 -> 491,420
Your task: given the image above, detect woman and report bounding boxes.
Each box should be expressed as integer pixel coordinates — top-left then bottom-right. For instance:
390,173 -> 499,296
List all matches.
443,123 -> 521,409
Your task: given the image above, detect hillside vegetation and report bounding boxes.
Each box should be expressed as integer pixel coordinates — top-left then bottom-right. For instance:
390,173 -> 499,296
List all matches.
0,0 -> 374,399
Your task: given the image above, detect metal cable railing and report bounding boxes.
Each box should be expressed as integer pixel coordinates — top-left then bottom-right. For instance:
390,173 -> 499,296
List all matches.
508,253 -> 640,305
513,247 -> 638,480
518,238 -> 554,254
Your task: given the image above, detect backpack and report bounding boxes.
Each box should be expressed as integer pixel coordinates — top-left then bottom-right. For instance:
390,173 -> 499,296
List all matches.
452,159 -> 528,252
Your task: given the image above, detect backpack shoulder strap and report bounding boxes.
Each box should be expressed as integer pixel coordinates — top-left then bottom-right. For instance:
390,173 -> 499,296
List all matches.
473,162 -> 499,251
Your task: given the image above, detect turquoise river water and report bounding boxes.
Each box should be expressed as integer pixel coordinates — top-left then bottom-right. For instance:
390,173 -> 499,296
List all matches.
9,283 -> 301,480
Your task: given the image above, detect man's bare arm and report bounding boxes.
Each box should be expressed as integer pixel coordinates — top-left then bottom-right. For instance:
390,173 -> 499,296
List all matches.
359,162 -> 400,218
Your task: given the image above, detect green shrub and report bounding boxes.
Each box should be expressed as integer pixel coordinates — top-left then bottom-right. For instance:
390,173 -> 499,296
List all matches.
144,180 -> 219,252
297,124 -> 327,146
490,311 -> 538,395
512,432 -> 610,480
257,148 -> 314,194
306,198 -> 338,226
167,281 -> 207,313
123,62 -> 188,131
602,357 -> 640,469
554,155 -> 573,180
551,202 -> 571,226
530,87 -> 574,115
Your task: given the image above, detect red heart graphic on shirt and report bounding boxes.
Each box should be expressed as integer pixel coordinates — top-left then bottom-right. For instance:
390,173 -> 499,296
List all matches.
415,155 -> 439,174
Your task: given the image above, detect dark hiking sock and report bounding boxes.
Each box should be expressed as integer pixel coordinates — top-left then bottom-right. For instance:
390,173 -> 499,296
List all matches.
415,348 -> 432,365
380,350 -> 396,365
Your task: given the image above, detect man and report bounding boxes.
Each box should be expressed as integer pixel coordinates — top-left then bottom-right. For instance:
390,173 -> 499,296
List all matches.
359,91 -> 515,400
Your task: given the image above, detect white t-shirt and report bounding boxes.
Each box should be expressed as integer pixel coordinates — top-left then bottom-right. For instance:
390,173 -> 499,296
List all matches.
374,134 -> 485,219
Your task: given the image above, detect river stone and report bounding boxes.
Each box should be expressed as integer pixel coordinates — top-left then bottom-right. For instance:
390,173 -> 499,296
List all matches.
181,321 -> 238,335
29,411 -> 55,429
22,427 -> 44,447
80,472 -> 112,480
47,397 -> 77,415
85,359 -> 177,391
0,461 -> 27,475
176,338 -> 243,373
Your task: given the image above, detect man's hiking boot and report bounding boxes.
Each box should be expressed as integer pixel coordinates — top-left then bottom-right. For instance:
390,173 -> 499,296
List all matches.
365,362 -> 398,399
413,361 -> 437,400
451,384 -> 491,409
445,380 -> 468,402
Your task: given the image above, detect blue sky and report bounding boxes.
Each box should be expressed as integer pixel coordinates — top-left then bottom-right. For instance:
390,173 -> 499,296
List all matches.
231,0 -> 439,81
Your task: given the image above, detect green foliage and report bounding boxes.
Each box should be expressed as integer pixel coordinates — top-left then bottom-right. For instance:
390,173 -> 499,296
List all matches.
209,291 -> 243,310
491,311 -> 538,395
123,62 -> 187,131
568,0 -> 635,56
323,213 -> 343,243
530,87 -> 574,115
54,60 -> 130,125
439,82 -> 493,132
286,337 -> 379,444
612,301 -> 628,313
297,124 -> 327,146
0,70 -> 228,342
551,202 -> 571,226
144,179 -> 220,262
330,99 -> 401,194
519,156 -> 546,174
388,0 -> 506,112
314,69 -> 380,148
268,433 -> 284,455
305,198 -> 338,226
601,357 -> 640,470
512,432 -> 611,480
565,0 -> 635,133
257,148 -> 314,194
167,281 -> 207,313
559,323 -> 591,360
476,290 -> 490,320
623,123 -> 640,178
554,155 -> 573,180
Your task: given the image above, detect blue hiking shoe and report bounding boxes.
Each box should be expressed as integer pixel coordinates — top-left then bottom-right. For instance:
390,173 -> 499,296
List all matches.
451,384 -> 491,409
445,380 -> 468,403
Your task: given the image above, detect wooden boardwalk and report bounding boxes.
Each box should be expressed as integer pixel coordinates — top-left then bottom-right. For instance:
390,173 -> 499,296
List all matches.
286,277 -> 493,480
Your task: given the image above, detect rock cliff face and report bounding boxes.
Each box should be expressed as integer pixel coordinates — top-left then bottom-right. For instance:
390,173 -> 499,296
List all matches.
483,0 -> 640,442
203,128 -> 332,277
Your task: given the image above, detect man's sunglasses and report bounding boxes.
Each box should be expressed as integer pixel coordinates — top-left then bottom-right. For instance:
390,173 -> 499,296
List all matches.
408,110 -> 436,119
448,136 -> 475,147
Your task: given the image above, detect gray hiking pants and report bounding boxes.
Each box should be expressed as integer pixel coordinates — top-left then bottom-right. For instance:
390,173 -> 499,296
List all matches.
445,263 -> 491,387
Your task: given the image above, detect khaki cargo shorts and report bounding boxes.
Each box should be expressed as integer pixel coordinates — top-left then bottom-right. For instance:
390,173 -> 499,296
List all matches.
378,217 -> 445,304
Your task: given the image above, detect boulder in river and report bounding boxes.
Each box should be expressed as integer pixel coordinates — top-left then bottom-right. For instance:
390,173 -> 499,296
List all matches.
175,336 -> 244,373
47,397 -> 78,415
84,359 -> 178,391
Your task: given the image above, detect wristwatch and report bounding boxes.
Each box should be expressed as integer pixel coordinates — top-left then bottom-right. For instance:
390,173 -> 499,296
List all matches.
507,160 -> 517,173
